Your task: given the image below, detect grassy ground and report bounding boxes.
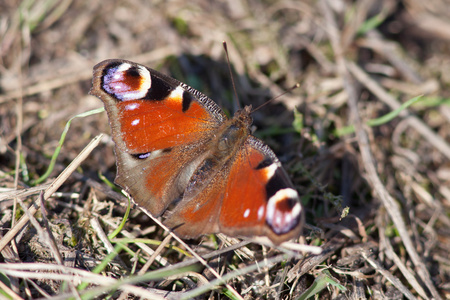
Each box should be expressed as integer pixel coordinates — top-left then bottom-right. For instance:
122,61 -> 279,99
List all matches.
1,0 -> 449,299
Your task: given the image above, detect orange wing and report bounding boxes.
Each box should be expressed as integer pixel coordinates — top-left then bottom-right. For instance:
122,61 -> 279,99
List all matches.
219,137 -> 304,244
164,136 -> 304,244
90,59 -> 226,215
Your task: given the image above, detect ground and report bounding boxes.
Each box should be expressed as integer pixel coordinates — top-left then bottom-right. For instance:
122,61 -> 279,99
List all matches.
0,0 -> 449,299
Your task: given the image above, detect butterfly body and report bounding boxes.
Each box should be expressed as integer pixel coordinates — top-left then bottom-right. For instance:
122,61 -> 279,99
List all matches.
91,59 -> 303,244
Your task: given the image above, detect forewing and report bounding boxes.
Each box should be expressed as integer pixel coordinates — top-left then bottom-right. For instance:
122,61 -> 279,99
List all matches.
90,59 -> 225,215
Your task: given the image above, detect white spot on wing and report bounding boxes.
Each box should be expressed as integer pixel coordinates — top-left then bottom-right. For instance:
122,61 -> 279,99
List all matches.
285,214 -> 292,225
244,208 -> 250,218
131,119 -> 140,126
270,189 -> 296,203
168,86 -> 184,101
257,206 -> 265,220
125,103 -> 139,111
263,163 -> 279,179
137,65 -> 151,90
290,200 -> 302,218
116,63 -> 132,73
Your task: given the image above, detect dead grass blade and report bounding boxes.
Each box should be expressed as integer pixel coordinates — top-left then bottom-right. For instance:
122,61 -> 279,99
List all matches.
0,134 -> 103,253
319,0 -> 442,298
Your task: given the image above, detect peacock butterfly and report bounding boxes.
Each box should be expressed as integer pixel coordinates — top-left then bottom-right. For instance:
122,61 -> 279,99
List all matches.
90,59 -> 304,244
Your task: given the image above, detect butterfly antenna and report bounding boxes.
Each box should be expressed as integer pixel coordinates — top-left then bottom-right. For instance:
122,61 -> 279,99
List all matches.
252,83 -> 300,113
223,41 -> 241,109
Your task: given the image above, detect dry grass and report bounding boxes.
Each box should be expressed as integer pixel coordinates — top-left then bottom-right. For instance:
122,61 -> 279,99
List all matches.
1,0 -> 450,299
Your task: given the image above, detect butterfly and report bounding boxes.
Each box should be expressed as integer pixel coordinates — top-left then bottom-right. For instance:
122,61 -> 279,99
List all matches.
90,59 -> 304,244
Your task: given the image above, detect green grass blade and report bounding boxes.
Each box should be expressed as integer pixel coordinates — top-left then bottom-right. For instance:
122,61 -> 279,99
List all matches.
30,107 -> 104,185
108,194 -> 131,240
297,271 -> 346,300
334,95 -> 422,137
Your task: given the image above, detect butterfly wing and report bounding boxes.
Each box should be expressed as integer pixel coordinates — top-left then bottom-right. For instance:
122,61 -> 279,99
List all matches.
220,136 -> 304,244
90,59 -> 226,215
165,135 -> 304,244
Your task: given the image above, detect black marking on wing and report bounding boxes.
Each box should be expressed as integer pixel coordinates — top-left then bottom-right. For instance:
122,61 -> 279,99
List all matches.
265,168 -> 290,199
129,147 -> 173,160
131,152 -> 151,160
182,91 -> 194,112
146,75 -> 173,101
255,157 -> 274,170
126,67 -> 140,78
